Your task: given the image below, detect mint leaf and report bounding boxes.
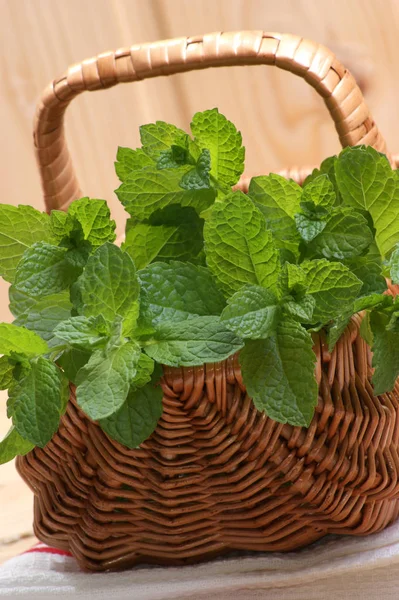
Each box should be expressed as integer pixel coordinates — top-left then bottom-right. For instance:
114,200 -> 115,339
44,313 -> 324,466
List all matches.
144,316 -> 244,367
115,166 -> 215,221
283,295 -> 315,322
14,292 -> 72,345
115,147 -> 153,182
131,352 -> 155,389
302,174 -> 335,208
204,191 -> 281,296
99,382 -> 163,448
248,174 -> 301,254
0,356 -> 14,390
123,208 -> 204,269
76,341 -> 141,420
347,244 -> 387,296
370,311 -> 399,394
140,121 -> 189,159
295,213 -> 326,242
50,210 -> 71,243
360,312 -> 373,346
67,198 -> 116,247
14,242 -> 80,297
335,147 -> 399,256
240,319 -> 317,426
301,259 -> 362,322
0,205 -> 52,283
138,261 -> 226,325
10,358 -> 65,447
389,245 -> 399,284
0,323 -> 48,358
180,149 -> 211,190
190,108 -> 244,187
327,295 -> 391,352
75,243 -> 140,333
57,348 -> 90,384
220,286 -> 279,339
306,209 -> 373,260
0,426 -> 34,465
278,263 -> 307,297
304,156 -> 341,204
157,144 -> 191,170
353,293 -> 391,313
54,316 -> 109,349
328,314 -> 352,351
8,287 -> 36,318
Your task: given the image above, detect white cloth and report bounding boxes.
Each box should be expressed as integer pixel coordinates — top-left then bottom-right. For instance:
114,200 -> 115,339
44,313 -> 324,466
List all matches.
2,524 -> 399,599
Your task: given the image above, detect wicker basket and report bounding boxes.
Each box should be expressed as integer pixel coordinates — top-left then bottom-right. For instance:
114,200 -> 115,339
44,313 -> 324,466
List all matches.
17,31 -> 399,572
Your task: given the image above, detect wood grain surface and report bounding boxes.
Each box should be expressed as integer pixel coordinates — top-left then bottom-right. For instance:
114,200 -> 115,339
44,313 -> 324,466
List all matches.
1,0 -> 399,564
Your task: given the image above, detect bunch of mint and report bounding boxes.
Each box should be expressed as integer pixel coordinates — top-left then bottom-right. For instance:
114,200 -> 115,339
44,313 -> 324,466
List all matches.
2,108 -> 399,465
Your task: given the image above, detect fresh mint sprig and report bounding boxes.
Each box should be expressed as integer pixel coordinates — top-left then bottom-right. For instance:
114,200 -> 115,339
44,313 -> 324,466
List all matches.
2,110 -> 399,464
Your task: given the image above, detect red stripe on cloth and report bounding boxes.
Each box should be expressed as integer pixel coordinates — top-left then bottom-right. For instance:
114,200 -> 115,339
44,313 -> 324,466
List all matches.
25,546 -> 72,557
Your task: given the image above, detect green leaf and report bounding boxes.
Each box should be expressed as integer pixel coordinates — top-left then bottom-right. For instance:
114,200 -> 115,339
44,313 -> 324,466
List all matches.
387,310 -> 399,332
190,108 -> 244,187
239,320 -> 318,426
306,209 -> 373,260
0,356 -> 14,390
347,244 -> 387,296
115,147 -> 153,182
99,382 -> 163,448
335,146 -> 399,256
359,312 -> 373,346
0,323 -> 48,358
76,341 -> 141,420
278,263 -> 307,297
67,197 -> 116,247
327,314 -> 352,351
179,148 -> 211,190
10,358 -> 65,447
248,174 -> 302,254
220,286 -> 279,339
304,156 -> 342,204
75,243 -> 140,333
122,207 -> 204,269
50,210 -> 71,243
138,261 -> 226,326
353,293 -> 391,313
301,259 -> 362,322
204,191 -> 281,296
8,287 -> 36,318
302,174 -> 336,208
14,242 -> 80,297
0,426 -> 34,465
157,144 -> 191,170
0,205 -> 52,283
283,295 -> 315,322
389,244 -> 399,284
115,166 -> 215,221
370,311 -> 399,394
14,292 -> 72,345
54,316 -> 109,349
295,213 -> 326,243
57,348 -> 91,384
144,316 -> 244,367
131,352 -> 155,389
140,121 -> 189,159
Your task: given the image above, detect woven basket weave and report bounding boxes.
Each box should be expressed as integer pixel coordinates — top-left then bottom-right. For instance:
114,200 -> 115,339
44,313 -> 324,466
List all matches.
17,31 -> 399,572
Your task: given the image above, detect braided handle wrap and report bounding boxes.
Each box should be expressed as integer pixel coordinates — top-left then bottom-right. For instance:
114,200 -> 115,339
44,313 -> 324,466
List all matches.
34,31 -> 389,212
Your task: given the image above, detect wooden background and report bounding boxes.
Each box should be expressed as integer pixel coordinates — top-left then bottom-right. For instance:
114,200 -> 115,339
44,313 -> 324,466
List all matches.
2,0 -> 399,562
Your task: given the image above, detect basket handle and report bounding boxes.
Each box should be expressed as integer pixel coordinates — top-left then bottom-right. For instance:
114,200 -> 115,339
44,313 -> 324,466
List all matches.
35,31 -> 389,212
